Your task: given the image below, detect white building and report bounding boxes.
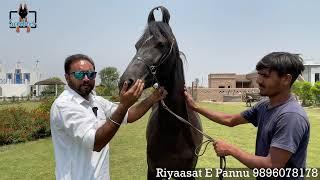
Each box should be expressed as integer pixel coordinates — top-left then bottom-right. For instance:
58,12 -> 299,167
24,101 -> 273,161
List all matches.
0,61 -> 43,97
302,60 -> 320,84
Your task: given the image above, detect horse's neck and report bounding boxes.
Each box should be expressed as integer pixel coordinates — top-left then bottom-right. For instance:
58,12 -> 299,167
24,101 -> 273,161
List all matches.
162,82 -> 187,117
166,90 -> 184,106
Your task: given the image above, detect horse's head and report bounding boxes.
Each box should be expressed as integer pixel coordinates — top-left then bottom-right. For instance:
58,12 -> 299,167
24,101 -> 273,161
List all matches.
119,6 -> 180,90
18,4 -> 28,19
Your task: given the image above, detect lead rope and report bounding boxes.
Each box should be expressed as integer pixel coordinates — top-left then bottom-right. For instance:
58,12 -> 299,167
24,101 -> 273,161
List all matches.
159,98 -> 226,180
138,42 -> 226,178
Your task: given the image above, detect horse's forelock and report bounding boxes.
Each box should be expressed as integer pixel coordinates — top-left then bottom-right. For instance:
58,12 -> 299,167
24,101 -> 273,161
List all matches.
152,22 -> 175,45
135,27 -> 151,50
135,21 -> 176,51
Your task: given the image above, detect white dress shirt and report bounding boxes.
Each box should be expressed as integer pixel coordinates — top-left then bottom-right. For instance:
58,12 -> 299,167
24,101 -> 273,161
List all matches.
50,86 -> 127,180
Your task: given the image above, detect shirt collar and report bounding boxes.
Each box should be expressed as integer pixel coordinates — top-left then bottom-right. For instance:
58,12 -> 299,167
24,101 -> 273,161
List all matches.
266,94 -> 295,110
65,85 -> 95,105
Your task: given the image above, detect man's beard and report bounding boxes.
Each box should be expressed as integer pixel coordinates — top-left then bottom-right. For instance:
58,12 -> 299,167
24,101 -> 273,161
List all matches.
69,80 -> 94,98
258,84 -> 266,96
77,84 -> 94,97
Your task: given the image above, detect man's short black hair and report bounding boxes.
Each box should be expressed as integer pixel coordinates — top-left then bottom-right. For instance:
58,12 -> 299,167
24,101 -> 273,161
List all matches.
256,52 -> 305,85
64,54 -> 95,74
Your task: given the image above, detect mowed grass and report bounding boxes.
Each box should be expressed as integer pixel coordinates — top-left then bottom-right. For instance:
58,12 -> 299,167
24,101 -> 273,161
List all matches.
0,138 -> 55,180
0,102 -> 319,179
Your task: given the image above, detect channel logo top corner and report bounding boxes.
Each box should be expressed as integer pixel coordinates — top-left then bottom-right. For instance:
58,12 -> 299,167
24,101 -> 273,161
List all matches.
9,3 -> 37,33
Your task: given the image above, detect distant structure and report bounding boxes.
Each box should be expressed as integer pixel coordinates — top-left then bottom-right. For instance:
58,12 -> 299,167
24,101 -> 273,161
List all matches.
302,59 -> 320,84
208,72 -> 258,89
191,59 -> 319,102
189,72 -> 259,102
0,61 -> 43,97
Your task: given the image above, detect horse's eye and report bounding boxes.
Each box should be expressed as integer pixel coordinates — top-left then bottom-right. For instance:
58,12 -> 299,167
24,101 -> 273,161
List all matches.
156,42 -> 165,48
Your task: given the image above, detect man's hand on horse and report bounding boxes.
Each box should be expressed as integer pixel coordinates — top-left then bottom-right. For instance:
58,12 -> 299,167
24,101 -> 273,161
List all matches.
184,91 -> 198,111
213,139 -> 233,157
150,86 -> 167,103
119,79 -> 144,108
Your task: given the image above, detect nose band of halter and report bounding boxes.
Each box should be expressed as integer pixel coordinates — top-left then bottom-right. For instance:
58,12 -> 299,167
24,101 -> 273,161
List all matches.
136,56 -> 159,85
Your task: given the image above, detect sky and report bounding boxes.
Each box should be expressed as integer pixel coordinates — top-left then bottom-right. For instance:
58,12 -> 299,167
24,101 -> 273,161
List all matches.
1,0 -> 320,87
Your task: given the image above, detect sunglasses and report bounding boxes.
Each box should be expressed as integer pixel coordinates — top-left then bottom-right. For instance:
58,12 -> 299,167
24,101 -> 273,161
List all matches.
70,71 -> 97,80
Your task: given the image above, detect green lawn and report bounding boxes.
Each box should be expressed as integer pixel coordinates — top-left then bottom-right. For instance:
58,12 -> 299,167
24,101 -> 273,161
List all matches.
0,102 -> 319,179
0,138 -> 55,180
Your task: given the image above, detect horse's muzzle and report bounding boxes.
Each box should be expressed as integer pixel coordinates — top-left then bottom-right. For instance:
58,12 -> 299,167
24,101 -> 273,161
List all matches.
118,78 -> 134,91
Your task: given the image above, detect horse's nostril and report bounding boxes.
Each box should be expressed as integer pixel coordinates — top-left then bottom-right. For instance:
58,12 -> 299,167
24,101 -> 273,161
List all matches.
127,79 -> 134,88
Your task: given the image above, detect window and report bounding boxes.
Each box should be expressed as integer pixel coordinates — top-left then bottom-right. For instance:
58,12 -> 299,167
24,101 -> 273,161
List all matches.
15,73 -> 22,84
6,73 -> 12,79
24,73 -> 30,81
316,73 -> 320,82
218,86 -> 225,88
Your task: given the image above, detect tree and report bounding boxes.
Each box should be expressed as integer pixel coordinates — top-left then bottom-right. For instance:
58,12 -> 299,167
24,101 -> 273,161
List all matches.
98,67 -> 120,96
194,78 -> 199,87
41,77 -> 65,97
311,82 -> 320,105
300,82 -> 313,106
292,81 -> 304,98
95,85 -> 107,96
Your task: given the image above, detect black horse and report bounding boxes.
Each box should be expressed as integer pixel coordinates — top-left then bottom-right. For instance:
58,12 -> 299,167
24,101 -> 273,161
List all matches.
119,6 -> 203,179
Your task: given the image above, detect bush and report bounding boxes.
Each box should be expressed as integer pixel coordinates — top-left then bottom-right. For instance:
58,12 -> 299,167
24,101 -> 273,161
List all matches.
95,85 -> 107,96
0,99 -> 54,146
29,109 -> 51,139
292,81 -> 314,106
109,94 -> 120,102
0,107 -> 32,145
311,82 -> 320,106
37,97 -> 55,113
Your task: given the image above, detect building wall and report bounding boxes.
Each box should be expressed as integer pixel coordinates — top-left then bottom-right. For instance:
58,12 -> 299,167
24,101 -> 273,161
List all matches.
208,72 -> 258,88
190,88 -> 259,102
311,66 -> 320,84
0,62 -> 43,97
209,78 -> 236,88
246,73 -> 258,88
0,84 -> 30,97
302,65 -> 320,84
302,67 -> 311,82
208,73 -> 237,88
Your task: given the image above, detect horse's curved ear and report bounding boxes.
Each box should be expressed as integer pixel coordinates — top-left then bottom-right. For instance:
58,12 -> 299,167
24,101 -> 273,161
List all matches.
148,6 -> 170,24
24,4 -> 28,11
18,3 -> 22,11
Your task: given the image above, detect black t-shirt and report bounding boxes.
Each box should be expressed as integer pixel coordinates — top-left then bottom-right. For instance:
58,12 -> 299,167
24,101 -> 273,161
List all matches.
241,96 -> 310,179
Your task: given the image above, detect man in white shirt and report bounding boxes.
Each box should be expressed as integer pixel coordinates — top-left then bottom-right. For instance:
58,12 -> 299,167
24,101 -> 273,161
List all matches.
50,54 -> 167,180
